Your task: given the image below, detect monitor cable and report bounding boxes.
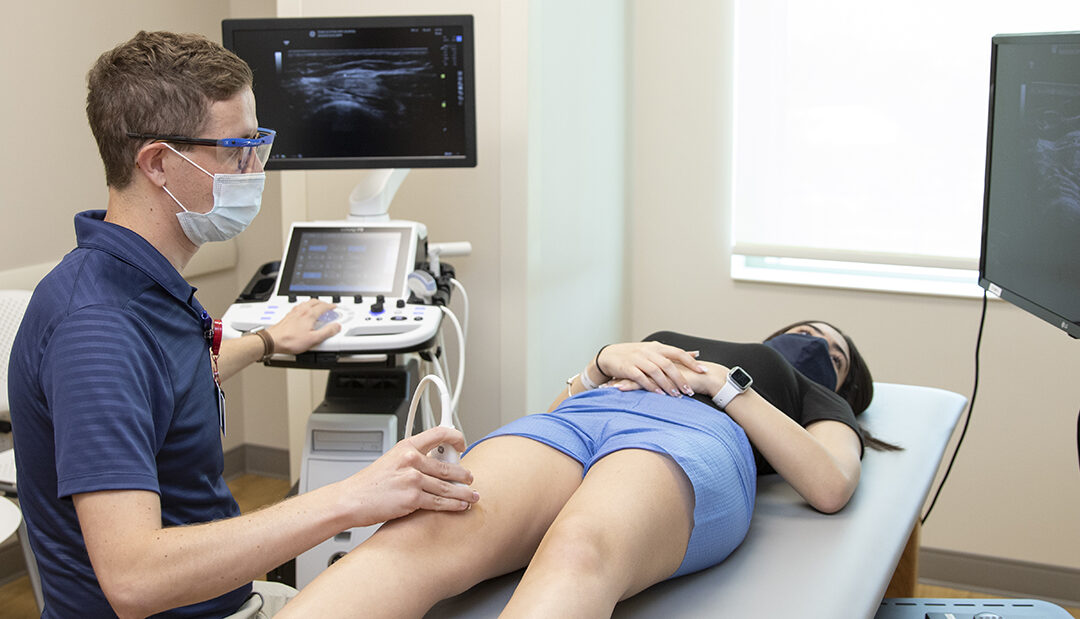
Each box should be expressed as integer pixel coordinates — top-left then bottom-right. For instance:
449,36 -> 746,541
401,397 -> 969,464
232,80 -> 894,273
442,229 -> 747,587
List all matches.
921,289 -> 987,525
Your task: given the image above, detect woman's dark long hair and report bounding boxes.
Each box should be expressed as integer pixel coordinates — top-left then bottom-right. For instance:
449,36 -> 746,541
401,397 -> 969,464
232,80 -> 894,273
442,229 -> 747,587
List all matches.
766,320 -> 901,452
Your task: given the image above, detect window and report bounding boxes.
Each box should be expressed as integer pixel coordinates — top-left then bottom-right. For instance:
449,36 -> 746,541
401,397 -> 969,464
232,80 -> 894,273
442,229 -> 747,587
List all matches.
731,1 -> 1080,296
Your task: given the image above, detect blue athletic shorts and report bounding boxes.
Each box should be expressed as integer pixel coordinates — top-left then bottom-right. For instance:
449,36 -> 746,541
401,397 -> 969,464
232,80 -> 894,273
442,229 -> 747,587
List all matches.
469,388 -> 757,577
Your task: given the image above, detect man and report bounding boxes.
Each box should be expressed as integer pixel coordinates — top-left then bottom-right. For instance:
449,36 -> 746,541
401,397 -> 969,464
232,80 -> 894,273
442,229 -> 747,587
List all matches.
8,31 -> 477,618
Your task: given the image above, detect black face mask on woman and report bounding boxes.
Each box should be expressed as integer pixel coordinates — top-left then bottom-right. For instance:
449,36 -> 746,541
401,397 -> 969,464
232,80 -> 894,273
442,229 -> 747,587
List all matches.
763,333 -> 837,391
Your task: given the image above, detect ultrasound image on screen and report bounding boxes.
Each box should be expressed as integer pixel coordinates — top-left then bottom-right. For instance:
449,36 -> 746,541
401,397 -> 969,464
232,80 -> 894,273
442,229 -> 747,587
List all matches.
278,47 -> 445,158
1026,81 -> 1080,219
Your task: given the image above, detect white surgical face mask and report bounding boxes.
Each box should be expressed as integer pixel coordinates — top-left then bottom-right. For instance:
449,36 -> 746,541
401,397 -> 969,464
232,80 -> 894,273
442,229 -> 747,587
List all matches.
162,144 -> 265,246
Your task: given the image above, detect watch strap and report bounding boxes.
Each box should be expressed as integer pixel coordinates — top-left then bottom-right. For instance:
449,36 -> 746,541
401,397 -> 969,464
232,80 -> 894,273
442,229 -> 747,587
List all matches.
712,366 -> 751,410
712,380 -> 741,409
246,327 -> 275,363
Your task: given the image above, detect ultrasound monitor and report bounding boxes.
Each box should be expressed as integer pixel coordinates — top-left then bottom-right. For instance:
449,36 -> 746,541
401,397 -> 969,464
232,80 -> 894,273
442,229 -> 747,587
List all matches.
980,31 -> 1080,338
222,15 -> 476,170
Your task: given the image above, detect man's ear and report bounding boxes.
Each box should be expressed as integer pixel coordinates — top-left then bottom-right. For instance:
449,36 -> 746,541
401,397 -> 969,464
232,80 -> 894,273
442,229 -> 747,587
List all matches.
134,143 -> 169,188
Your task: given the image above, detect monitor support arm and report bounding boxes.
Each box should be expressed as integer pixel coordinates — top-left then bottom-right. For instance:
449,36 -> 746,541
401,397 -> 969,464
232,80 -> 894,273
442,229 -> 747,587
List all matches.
348,169 -> 411,221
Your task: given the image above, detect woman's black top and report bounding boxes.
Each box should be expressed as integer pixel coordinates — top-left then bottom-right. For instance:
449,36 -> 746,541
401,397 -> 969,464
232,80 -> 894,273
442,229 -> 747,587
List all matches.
644,331 -> 864,475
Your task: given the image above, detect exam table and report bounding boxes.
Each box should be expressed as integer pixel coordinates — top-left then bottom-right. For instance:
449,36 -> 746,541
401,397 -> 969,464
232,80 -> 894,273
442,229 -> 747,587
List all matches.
427,382 -> 966,619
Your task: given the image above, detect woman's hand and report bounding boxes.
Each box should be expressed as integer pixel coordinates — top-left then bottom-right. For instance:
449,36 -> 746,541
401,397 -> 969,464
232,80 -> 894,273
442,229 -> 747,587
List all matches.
595,341 -> 707,397
610,359 -> 728,399
676,360 -> 729,398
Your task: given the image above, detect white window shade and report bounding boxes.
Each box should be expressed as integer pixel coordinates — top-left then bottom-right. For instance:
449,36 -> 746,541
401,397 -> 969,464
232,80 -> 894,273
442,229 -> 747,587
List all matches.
732,0 -> 1080,279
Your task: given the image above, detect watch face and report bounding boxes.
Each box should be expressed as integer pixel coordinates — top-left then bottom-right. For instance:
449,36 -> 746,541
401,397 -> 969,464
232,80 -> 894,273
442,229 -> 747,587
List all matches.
730,366 -> 753,390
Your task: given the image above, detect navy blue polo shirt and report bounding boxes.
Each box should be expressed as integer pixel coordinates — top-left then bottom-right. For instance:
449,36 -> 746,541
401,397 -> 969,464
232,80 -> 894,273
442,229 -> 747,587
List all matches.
8,210 -> 250,617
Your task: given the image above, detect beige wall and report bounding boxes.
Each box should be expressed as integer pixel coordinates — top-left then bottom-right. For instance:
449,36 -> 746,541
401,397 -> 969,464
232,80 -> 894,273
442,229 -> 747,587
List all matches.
0,2 -> 217,271
627,0 -> 1080,571
0,2 -> 278,453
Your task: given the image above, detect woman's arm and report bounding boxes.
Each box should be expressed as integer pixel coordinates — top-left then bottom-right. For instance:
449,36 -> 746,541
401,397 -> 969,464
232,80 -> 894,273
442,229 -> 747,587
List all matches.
678,362 -> 862,513
547,341 -> 705,412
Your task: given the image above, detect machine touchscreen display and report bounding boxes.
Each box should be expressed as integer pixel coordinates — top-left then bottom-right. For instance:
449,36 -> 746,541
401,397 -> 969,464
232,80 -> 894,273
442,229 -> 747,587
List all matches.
277,226 -> 413,298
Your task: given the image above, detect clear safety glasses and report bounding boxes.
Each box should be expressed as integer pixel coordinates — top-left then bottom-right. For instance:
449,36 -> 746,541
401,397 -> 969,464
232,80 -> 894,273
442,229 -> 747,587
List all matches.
127,127 -> 276,173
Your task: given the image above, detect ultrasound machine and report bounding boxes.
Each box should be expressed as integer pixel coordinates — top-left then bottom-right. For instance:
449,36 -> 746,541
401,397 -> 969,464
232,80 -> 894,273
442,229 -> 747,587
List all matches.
220,15 -> 476,588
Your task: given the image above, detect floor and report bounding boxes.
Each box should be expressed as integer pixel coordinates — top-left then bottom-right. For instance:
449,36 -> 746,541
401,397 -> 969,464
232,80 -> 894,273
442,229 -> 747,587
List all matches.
1,474 -> 1077,618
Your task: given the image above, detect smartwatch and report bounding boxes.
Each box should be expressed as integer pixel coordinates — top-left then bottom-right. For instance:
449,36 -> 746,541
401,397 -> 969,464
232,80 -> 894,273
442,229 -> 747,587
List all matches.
712,366 -> 753,410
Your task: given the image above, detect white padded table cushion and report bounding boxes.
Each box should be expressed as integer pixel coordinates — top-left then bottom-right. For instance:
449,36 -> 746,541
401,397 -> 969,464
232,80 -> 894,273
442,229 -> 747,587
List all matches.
0,290 -> 33,419
428,382 -> 966,619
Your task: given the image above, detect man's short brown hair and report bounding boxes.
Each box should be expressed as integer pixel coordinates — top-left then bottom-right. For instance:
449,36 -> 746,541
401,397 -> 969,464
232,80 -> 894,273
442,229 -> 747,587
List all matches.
86,31 -> 254,189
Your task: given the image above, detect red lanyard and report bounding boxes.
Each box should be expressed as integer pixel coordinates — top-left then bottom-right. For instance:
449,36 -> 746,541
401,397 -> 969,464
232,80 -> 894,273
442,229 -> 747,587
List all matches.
201,311 -> 227,434
203,314 -> 223,387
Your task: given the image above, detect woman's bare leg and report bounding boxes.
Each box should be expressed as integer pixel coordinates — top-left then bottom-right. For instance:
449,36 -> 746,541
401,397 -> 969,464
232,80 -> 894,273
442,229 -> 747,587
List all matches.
279,436 -> 584,618
500,449 -> 695,618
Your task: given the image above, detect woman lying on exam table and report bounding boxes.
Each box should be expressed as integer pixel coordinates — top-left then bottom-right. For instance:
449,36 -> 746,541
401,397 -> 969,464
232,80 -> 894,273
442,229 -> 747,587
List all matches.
281,321 -> 899,618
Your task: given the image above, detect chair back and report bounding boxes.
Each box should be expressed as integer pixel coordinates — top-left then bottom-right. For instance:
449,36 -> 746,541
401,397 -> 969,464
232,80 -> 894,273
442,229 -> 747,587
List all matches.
0,290 -> 32,420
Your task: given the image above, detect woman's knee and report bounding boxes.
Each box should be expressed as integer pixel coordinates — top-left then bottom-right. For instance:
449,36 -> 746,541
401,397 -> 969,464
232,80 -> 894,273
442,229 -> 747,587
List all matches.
532,514 -> 614,577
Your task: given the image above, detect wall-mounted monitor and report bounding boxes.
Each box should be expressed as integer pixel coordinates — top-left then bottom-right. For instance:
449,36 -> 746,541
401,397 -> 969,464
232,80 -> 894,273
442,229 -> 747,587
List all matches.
979,31 -> 1080,338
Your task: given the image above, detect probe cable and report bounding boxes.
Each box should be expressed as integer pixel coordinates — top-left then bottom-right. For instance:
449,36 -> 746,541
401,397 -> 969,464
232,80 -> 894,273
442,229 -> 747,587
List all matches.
416,281 -> 468,435
403,374 -> 453,438
921,290 -> 987,525
439,306 -> 466,431
450,278 -> 469,343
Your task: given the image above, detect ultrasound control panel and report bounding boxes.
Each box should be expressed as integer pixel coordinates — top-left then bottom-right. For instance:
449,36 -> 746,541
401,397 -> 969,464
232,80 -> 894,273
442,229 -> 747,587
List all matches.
221,220 -> 442,356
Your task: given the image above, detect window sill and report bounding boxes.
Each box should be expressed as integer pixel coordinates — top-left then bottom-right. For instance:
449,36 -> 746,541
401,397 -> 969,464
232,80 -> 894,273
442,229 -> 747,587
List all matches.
731,254 -> 989,299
